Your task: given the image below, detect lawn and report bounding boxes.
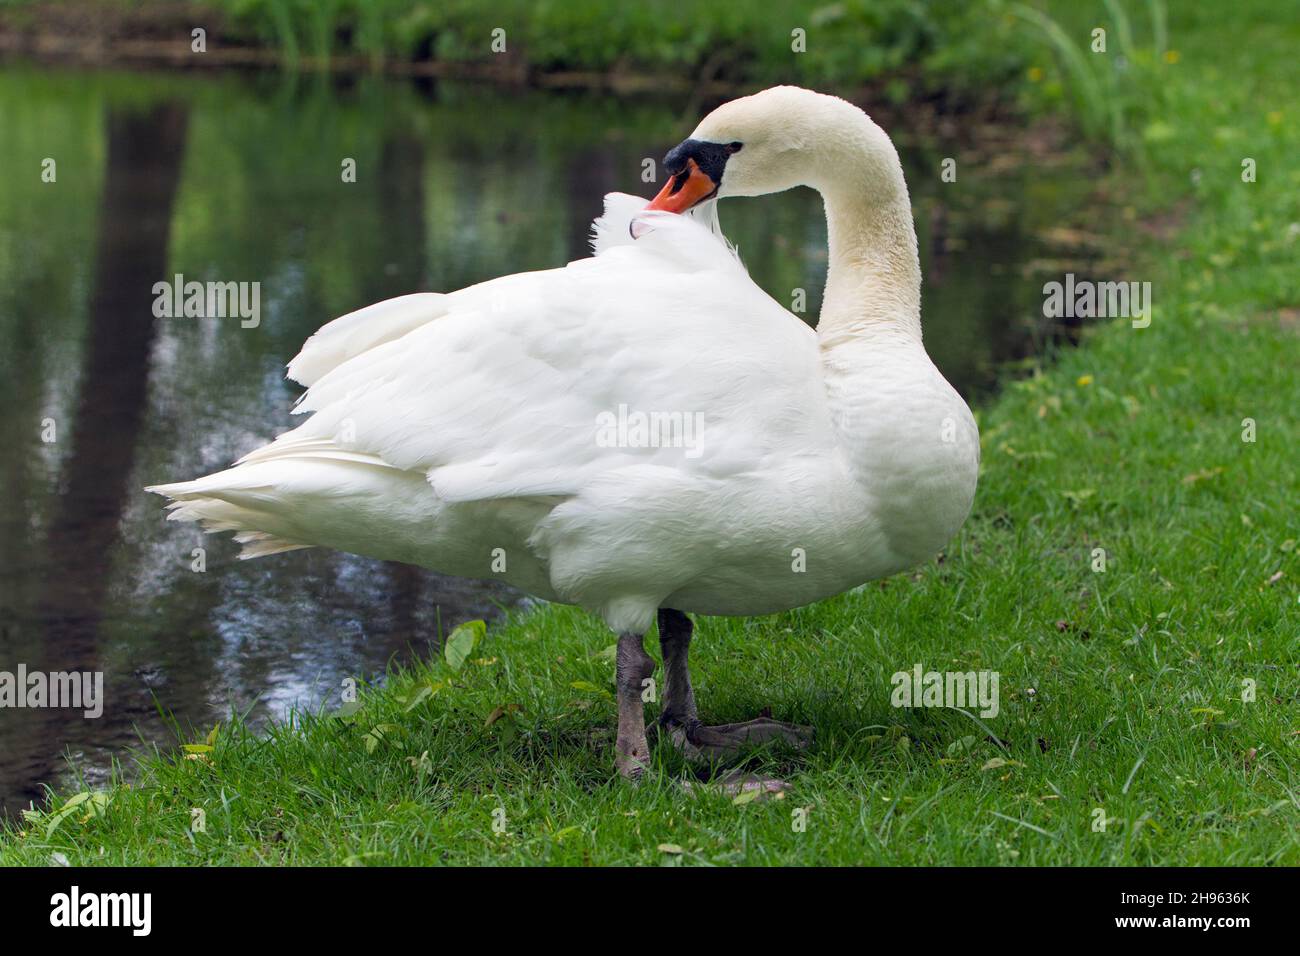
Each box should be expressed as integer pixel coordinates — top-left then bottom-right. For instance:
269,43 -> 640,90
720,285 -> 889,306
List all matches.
2,1 -> 1296,865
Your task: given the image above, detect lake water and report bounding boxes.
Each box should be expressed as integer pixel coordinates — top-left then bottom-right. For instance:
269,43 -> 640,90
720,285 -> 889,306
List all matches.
0,65 -> 1101,815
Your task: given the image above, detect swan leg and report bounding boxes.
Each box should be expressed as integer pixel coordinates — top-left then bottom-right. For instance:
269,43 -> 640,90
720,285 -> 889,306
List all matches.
657,607 -> 698,728
657,608 -> 814,764
614,630 -> 656,781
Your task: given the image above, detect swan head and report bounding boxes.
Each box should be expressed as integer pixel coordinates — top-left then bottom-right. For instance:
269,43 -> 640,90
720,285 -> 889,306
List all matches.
643,86 -> 903,217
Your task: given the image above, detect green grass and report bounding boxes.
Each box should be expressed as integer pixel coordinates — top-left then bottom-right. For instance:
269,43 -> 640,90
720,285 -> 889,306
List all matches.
1010,0 -> 1168,154
2,1 -> 1298,865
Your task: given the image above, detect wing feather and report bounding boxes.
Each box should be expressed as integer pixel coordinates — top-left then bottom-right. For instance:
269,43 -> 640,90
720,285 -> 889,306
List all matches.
267,193 -> 826,504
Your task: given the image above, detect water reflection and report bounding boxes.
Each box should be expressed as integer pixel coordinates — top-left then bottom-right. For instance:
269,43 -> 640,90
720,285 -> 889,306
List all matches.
0,67 -> 1098,814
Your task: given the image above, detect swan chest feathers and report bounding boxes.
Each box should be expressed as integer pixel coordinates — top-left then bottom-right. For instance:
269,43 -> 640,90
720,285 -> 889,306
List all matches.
532,341 -> 980,629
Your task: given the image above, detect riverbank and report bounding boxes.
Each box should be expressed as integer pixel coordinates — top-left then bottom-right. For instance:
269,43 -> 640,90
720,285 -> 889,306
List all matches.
2,1 -> 1296,864
0,0 -> 1025,99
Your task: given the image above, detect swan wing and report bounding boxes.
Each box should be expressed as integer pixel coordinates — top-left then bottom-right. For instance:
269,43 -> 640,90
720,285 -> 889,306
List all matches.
248,194 -> 828,504
286,292 -> 449,387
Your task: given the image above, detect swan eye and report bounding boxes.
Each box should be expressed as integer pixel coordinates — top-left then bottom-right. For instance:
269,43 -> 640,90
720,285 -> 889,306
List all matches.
725,142 -> 744,154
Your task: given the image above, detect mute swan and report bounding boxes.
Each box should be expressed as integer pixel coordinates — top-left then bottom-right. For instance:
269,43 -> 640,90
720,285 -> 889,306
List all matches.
148,86 -> 979,785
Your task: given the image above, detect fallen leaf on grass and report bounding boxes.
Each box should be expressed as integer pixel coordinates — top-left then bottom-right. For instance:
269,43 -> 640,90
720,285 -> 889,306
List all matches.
946,734 -> 979,756
981,757 -> 1024,771
41,791 -> 111,838
484,703 -> 523,728
406,751 -> 432,775
570,680 -> 613,702
1191,707 -> 1230,730
402,683 -> 444,713
363,723 -> 402,754
1181,467 -> 1224,484
444,620 -> 485,672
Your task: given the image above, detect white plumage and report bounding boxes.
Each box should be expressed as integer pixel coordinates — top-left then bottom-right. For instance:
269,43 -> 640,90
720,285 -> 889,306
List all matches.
148,87 -> 979,640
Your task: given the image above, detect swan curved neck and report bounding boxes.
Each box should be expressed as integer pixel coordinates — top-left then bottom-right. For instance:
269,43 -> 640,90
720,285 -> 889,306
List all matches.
820,190 -> 921,345
812,130 -> 922,347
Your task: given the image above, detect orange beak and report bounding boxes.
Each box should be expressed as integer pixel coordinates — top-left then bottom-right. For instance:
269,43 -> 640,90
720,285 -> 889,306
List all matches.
644,158 -> 719,214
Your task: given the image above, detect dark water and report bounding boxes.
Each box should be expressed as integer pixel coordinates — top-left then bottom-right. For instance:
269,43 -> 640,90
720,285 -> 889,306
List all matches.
0,65 -> 1100,815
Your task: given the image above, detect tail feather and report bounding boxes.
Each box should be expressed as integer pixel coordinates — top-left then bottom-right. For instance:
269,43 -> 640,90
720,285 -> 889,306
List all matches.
146,462 -> 314,559
146,449 -> 430,562
231,531 -> 312,559
150,289 -> 452,561
148,475 -> 313,559
235,436 -> 398,469
286,292 -> 448,387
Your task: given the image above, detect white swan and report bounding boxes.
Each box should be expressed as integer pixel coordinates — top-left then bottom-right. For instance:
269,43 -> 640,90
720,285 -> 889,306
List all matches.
149,86 -> 979,783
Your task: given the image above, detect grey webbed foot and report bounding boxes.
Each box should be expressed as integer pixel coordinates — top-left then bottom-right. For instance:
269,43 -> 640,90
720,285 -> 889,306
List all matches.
660,712 -> 814,764
655,608 -> 812,777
